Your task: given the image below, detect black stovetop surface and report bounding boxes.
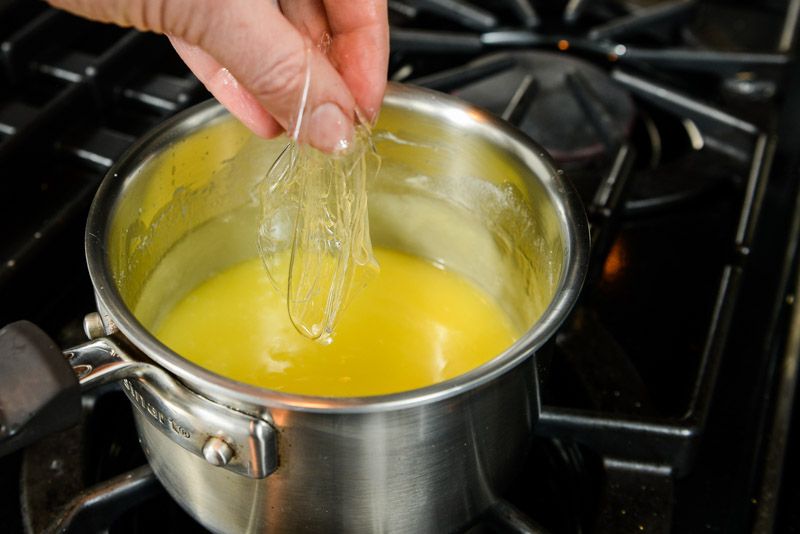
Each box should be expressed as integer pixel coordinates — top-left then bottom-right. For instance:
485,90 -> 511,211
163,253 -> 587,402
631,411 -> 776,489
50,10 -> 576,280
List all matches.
2,1 -> 800,533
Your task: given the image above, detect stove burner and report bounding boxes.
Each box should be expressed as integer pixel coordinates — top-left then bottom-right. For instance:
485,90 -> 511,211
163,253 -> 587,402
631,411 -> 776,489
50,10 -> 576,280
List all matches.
626,147 -> 733,214
621,106 -> 738,214
451,51 -> 637,165
419,50 -> 724,214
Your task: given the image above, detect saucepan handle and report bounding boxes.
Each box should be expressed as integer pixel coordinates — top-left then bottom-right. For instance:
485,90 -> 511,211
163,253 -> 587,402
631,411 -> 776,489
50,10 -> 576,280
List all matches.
0,320 -> 153,457
1,319 -> 278,479
68,334 -> 279,479
0,321 -> 82,457
0,321 -> 147,456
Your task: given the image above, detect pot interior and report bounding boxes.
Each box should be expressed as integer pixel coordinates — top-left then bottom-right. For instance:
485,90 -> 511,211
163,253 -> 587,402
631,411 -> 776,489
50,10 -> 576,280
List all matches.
106,88 -> 567,376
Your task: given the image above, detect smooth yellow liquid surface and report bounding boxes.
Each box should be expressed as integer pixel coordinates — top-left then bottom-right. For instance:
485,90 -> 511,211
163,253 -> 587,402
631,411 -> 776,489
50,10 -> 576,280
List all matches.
156,248 -> 520,396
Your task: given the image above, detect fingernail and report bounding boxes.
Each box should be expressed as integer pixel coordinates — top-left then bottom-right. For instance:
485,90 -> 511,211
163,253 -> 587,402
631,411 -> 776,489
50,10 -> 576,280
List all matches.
309,103 -> 354,153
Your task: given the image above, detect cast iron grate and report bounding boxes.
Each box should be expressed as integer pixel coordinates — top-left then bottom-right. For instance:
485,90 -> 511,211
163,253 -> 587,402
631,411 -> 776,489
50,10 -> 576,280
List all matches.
0,2 -> 206,331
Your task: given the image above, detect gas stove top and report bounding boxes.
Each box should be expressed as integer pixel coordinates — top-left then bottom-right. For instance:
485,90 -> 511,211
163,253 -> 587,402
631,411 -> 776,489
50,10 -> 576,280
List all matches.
2,1 -> 799,532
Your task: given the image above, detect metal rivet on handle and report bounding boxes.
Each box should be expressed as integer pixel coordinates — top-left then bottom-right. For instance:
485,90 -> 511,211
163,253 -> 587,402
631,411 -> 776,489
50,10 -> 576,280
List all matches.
202,436 -> 234,466
83,312 -> 106,340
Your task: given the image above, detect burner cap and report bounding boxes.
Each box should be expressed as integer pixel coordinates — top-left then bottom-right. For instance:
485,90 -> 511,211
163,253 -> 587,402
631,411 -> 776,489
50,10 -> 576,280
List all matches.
453,51 -> 637,165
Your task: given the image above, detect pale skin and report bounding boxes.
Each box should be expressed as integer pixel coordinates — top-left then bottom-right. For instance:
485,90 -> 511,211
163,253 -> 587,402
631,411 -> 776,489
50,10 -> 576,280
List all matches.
47,0 -> 390,153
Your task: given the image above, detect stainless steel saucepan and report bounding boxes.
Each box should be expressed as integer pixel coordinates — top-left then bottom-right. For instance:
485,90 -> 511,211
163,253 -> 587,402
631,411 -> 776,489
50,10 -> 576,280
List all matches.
0,83 -> 589,533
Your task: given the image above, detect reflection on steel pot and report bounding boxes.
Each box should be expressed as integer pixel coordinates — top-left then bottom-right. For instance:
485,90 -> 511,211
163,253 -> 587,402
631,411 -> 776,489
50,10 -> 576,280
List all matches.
7,83 -> 589,533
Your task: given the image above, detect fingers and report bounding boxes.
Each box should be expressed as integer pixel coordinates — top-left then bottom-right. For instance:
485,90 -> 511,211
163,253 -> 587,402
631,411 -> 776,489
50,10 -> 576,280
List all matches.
323,0 -> 389,122
170,36 -> 282,139
47,0 -> 357,152
198,0 -> 356,151
280,0 -> 389,123
278,0 -> 329,45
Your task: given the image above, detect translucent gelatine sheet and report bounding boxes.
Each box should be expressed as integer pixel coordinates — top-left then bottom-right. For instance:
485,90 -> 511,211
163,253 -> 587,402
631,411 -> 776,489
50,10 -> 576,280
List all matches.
256,65 -> 380,341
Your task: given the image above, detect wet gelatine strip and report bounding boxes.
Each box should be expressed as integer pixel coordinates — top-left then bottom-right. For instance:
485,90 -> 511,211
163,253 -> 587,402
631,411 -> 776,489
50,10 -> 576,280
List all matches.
293,130 -> 378,341
256,70 -> 380,341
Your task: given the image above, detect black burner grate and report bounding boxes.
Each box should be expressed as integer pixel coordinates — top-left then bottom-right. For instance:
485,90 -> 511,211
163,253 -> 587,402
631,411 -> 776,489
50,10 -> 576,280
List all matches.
0,3 -> 206,331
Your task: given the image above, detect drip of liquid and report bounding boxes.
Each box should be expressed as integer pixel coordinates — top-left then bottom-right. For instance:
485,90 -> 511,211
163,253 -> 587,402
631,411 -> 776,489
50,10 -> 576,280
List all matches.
155,248 -> 520,397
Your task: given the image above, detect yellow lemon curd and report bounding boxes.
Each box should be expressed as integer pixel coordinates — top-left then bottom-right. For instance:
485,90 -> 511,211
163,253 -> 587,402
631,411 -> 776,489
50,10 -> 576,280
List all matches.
155,248 -> 520,397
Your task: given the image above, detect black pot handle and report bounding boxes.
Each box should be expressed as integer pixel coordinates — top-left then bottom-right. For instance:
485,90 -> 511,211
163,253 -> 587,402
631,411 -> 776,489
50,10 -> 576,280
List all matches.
0,321 -> 82,457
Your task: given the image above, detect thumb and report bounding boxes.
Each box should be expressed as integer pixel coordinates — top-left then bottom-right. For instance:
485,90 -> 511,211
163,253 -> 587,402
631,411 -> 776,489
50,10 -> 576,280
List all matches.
46,0 -> 357,152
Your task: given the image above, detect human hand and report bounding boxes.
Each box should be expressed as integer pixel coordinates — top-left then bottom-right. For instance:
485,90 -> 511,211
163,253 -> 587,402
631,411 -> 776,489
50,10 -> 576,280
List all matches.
46,0 -> 389,152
